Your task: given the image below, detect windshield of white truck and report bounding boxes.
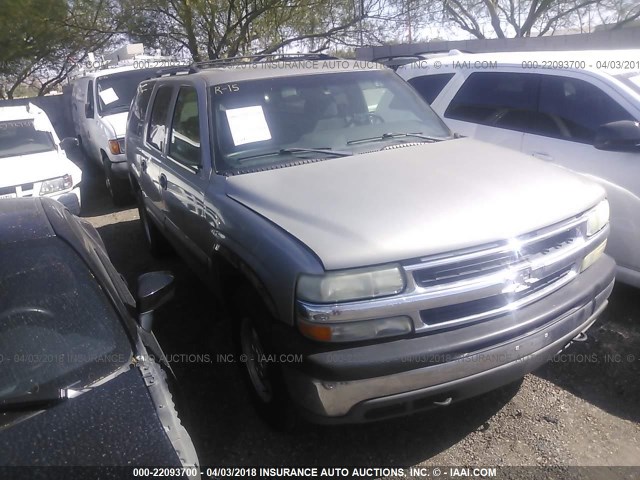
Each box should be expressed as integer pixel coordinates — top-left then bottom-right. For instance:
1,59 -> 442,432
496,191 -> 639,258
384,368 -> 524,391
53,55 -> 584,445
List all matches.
211,69 -> 452,174
0,119 -> 55,159
96,68 -> 169,116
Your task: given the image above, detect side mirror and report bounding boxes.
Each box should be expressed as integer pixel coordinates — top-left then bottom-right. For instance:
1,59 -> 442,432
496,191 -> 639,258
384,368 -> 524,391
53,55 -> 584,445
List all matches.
594,120 -> 640,153
60,137 -> 79,151
136,271 -> 174,331
85,103 -> 94,119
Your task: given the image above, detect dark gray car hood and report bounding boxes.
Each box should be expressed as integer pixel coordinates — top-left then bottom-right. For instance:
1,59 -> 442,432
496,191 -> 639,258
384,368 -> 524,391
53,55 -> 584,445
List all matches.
0,368 -> 182,470
226,138 -> 604,270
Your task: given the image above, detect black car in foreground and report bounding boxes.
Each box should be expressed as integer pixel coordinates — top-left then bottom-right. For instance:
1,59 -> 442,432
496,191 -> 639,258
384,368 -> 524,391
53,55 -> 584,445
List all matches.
0,198 -> 199,475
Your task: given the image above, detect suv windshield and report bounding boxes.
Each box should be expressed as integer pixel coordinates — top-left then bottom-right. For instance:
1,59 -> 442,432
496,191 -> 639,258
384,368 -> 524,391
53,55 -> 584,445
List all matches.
97,68 -> 170,116
0,237 -> 132,404
211,70 -> 451,173
0,119 -> 55,159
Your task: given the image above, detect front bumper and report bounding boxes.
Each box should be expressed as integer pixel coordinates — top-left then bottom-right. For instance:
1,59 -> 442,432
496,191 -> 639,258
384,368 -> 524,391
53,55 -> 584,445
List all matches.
282,255 -> 616,423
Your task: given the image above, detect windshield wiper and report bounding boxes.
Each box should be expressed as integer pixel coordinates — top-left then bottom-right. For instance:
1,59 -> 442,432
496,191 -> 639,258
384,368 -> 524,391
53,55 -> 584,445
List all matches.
238,147 -> 350,163
347,132 -> 445,145
0,385 -> 87,412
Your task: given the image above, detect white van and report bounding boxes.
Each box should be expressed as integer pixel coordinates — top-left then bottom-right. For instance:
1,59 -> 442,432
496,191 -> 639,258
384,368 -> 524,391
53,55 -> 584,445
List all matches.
71,66 -> 183,204
0,103 -> 82,214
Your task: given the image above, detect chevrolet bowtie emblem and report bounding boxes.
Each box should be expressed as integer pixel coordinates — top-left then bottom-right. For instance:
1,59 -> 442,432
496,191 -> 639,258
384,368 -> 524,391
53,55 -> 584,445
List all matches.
503,267 -> 538,294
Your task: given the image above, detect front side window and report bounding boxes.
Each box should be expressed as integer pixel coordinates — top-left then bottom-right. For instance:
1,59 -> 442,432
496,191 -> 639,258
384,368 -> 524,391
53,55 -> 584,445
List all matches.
0,119 -> 55,159
408,73 -> 455,104
444,72 -> 538,131
169,87 -> 201,168
538,75 -> 635,144
147,86 -> 174,151
128,81 -> 155,137
211,70 -> 451,174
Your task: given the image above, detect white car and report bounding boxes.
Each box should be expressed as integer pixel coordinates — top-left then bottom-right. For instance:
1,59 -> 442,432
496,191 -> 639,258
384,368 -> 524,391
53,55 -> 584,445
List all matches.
398,50 -> 640,288
0,104 -> 82,215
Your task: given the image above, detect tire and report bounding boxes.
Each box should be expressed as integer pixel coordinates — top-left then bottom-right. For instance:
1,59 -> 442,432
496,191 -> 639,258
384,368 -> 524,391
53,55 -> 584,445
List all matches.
78,137 -> 99,173
136,188 -> 171,257
234,292 -> 299,431
103,156 -> 134,206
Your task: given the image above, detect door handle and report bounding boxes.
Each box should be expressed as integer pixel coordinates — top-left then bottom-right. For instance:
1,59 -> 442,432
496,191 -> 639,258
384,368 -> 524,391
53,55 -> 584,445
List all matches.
159,173 -> 168,190
531,152 -> 553,161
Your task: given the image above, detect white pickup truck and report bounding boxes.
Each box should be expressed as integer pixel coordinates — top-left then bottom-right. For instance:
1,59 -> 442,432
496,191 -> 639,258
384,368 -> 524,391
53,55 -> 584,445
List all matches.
0,103 -> 82,214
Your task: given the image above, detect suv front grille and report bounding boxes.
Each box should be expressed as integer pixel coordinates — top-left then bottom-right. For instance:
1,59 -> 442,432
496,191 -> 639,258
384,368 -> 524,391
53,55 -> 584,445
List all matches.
414,228 -> 577,289
404,212 -> 603,332
418,264 -> 574,327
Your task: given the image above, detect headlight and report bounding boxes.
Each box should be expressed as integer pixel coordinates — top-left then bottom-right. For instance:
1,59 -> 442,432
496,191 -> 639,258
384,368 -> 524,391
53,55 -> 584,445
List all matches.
296,264 -> 405,304
40,174 -> 73,195
298,315 -> 412,343
108,138 -> 126,155
580,239 -> 607,272
586,199 -> 609,236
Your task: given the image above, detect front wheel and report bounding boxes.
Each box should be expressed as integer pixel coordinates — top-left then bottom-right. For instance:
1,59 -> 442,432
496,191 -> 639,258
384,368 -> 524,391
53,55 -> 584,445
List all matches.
235,295 -> 298,431
103,157 -> 133,206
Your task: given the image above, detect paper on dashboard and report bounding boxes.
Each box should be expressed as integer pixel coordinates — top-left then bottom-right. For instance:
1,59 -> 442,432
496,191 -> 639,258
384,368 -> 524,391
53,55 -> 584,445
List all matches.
225,106 -> 272,146
98,88 -> 119,105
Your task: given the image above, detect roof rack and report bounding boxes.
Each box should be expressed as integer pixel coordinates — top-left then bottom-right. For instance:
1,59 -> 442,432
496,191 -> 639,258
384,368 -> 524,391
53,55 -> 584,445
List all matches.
154,65 -> 193,77
189,53 -> 338,71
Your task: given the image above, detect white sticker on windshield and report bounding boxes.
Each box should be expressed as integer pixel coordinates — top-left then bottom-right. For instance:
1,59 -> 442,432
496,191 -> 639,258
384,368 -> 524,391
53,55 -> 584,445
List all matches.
98,87 -> 119,105
225,106 -> 271,146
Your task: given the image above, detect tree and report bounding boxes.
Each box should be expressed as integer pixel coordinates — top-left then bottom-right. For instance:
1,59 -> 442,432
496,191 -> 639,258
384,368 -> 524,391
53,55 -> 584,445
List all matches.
430,0 -> 640,39
596,0 -> 640,30
123,0 -> 403,61
0,0 -> 129,98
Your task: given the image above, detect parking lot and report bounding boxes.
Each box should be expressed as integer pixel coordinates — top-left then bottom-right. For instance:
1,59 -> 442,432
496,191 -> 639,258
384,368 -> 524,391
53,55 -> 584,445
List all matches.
73,149 -> 640,472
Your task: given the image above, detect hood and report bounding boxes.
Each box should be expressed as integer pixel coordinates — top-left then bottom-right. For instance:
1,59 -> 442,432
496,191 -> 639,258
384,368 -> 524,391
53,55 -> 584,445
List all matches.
0,151 -> 82,188
226,138 -> 605,270
102,111 -> 129,138
0,368 -> 182,466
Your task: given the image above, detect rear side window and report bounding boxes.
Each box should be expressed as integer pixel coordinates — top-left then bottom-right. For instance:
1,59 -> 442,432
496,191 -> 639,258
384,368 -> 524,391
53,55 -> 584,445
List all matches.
168,87 -> 201,168
538,76 -> 634,144
408,73 -> 455,104
128,81 -> 154,138
445,72 -> 538,131
146,86 -> 174,151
